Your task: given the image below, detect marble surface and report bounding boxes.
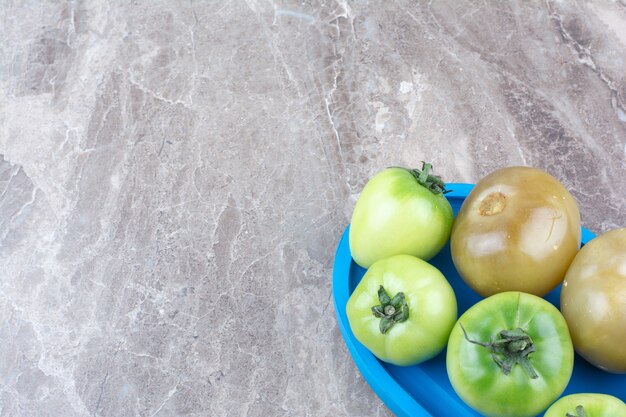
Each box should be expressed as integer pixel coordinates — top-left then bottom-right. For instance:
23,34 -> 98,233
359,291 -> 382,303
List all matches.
0,1 -> 625,416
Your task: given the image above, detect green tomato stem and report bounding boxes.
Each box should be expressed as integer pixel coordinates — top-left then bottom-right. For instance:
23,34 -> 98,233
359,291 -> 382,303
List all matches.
566,406 -> 586,417
371,286 -> 409,334
406,162 -> 450,195
459,323 -> 539,379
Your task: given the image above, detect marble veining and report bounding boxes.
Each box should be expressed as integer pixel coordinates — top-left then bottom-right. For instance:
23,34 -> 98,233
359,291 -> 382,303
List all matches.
0,1 -> 625,416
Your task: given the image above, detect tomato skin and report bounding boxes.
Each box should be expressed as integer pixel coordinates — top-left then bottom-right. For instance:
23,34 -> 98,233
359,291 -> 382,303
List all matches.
346,255 -> 457,366
446,291 -> 574,417
560,228 -> 626,373
451,166 -> 581,297
349,167 -> 454,268
544,393 -> 626,417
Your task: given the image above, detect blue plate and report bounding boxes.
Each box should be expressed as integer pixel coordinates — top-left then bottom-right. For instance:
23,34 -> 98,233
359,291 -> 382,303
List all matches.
332,183 -> 626,417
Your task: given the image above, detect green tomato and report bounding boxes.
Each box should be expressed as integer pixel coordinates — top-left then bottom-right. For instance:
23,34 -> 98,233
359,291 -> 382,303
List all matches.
544,394 -> 626,417
349,164 -> 454,268
346,254 -> 457,366
446,292 -> 574,417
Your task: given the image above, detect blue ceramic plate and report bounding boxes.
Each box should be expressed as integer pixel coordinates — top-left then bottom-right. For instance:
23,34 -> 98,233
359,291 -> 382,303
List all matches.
332,183 -> 626,417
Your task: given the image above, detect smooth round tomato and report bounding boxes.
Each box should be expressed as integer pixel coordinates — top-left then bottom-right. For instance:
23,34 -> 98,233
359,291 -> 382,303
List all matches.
346,254 -> 457,366
451,166 -> 581,297
544,393 -> 626,417
349,164 -> 454,268
560,228 -> 626,373
446,291 -> 574,417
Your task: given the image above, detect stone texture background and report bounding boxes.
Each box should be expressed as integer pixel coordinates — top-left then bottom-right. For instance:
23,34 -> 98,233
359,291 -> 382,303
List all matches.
0,1 -> 625,416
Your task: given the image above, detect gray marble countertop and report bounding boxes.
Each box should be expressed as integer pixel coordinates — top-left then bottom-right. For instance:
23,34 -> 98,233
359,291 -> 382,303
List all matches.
1,1 -> 625,416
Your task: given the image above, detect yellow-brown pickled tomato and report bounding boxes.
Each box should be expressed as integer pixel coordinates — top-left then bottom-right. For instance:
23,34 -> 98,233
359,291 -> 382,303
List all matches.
560,228 -> 626,373
451,166 -> 581,297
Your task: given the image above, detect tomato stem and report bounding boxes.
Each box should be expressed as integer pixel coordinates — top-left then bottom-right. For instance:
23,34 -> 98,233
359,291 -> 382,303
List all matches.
566,406 -> 586,417
459,323 -> 538,379
371,286 -> 409,334
407,162 -> 450,195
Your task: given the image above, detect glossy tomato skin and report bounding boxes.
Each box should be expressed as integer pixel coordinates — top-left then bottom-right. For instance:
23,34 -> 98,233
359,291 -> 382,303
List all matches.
560,228 -> 626,373
544,393 -> 626,417
349,167 -> 454,269
451,166 -> 581,297
446,292 -> 574,417
346,254 -> 457,366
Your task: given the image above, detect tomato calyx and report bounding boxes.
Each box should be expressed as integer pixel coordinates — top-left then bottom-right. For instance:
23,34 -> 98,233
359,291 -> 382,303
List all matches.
460,323 -> 539,379
566,405 -> 586,417
371,285 -> 409,334
404,162 -> 450,195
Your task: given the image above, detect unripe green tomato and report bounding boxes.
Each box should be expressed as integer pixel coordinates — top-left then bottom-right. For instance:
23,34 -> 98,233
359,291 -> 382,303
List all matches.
346,254 -> 457,366
446,292 -> 574,417
544,393 -> 626,417
349,166 -> 453,269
